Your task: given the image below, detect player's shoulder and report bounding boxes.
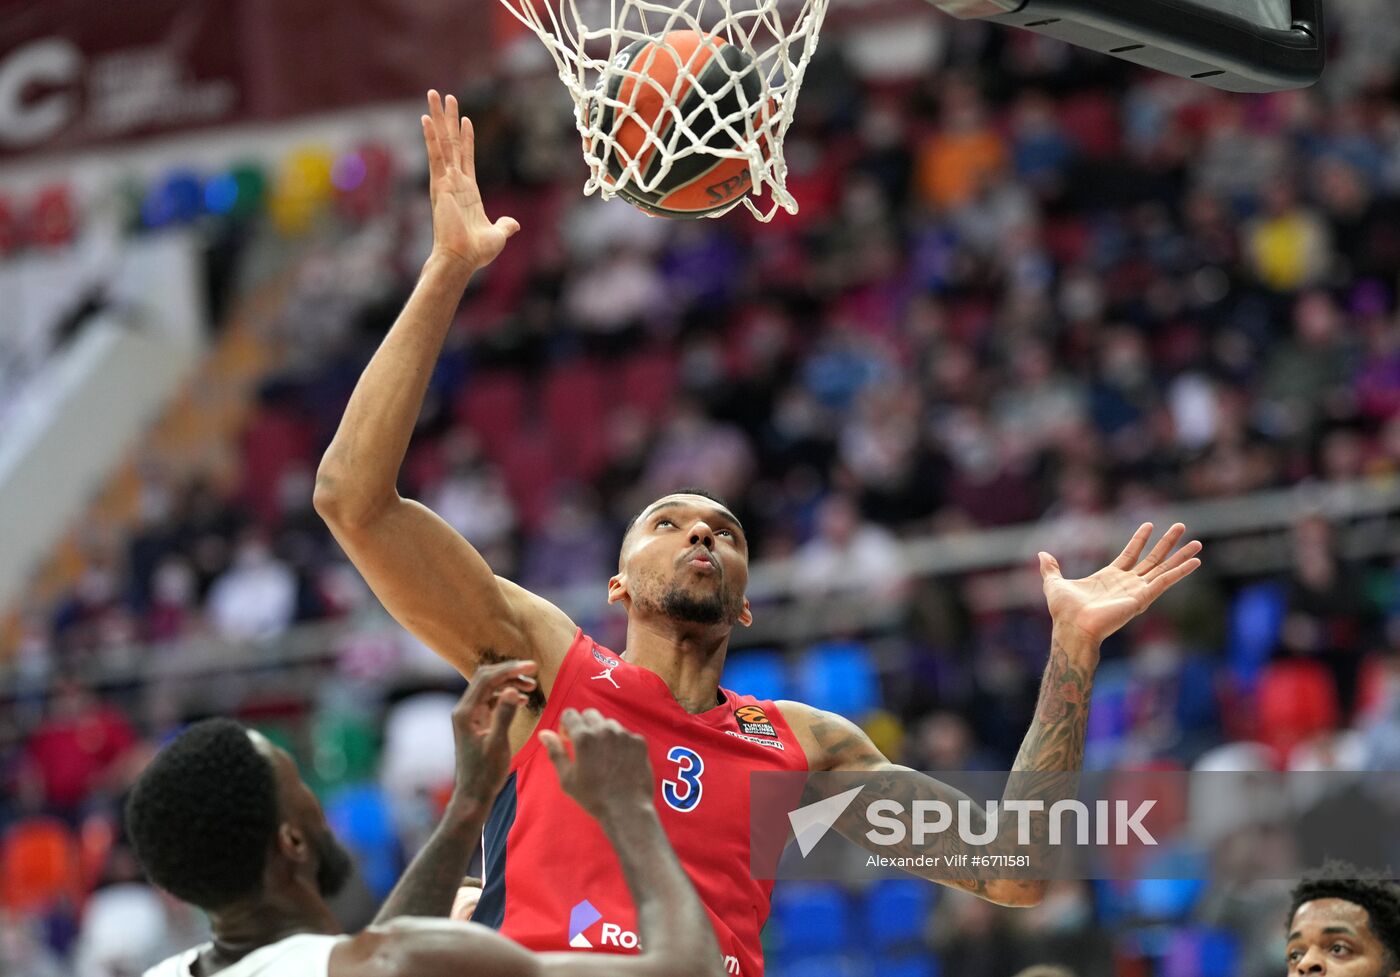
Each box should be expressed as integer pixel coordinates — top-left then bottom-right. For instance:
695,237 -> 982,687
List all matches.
770,698 -> 822,728
771,700 -> 882,772
769,699 -> 825,758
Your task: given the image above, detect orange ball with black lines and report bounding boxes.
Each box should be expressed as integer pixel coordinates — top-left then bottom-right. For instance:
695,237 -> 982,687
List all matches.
588,30 -> 768,218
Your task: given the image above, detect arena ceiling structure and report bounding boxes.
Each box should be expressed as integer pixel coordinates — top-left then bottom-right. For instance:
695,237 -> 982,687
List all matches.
929,0 -> 1325,92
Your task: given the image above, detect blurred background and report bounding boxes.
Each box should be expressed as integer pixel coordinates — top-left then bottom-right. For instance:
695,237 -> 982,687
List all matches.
2,1 -> 1400,975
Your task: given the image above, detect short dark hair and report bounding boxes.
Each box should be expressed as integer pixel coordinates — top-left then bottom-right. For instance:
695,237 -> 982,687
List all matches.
1288,861 -> 1400,967
621,487 -> 739,545
126,718 -> 280,910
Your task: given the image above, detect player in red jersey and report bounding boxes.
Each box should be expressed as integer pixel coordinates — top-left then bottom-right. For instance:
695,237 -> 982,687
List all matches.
315,91 -> 1205,977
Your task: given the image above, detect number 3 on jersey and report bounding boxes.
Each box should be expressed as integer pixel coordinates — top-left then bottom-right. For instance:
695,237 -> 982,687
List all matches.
662,746 -> 704,812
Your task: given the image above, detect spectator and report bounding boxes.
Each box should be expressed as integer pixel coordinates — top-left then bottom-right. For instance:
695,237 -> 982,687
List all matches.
521,490 -> 613,592
791,494 -> 909,605
71,882 -> 174,977
916,79 -> 1008,211
1257,291 -> 1356,441
427,433 -> 518,554
21,678 -> 137,819
1243,178 -> 1332,291
205,531 -> 298,643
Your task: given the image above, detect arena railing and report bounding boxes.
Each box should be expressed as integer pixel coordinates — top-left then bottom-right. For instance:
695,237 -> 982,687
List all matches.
2,475 -> 1397,714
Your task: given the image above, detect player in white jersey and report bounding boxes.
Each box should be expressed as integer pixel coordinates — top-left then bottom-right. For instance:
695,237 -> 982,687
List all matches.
131,660 -> 725,977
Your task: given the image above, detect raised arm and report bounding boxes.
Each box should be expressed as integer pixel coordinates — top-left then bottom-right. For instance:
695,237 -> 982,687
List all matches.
335,709 -> 726,977
781,522 -> 1202,908
313,91 -> 574,683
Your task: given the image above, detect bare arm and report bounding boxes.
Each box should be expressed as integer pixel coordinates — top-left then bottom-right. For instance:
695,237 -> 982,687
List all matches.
336,710 -> 725,977
782,522 -> 1203,908
781,703 -> 1044,907
314,91 -> 574,681
335,917 -> 721,977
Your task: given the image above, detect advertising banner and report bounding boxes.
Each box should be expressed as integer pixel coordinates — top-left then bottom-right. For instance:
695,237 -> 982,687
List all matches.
0,0 -> 507,158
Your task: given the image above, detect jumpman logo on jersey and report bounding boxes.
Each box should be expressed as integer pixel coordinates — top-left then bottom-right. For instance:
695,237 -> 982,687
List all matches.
590,665 -> 620,689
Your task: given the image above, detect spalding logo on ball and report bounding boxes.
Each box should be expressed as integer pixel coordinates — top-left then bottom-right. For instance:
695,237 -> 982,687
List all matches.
586,30 -> 771,219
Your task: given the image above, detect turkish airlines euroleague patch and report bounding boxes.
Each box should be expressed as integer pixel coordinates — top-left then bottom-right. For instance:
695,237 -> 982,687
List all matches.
736,705 -> 779,739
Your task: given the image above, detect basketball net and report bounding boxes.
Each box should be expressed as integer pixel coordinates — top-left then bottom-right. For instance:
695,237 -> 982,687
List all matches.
496,0 -> 830,221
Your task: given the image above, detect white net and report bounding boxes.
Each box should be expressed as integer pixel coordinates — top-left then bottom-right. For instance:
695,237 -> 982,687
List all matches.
497,0 -> 831,221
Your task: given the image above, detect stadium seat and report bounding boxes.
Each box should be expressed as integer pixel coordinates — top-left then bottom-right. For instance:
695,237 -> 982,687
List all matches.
455,372 -> 529,462
1091,879 -> 1135,926
1256,660 -> 1340,763
795,642 -> 881,719
240,404 -> 313,522
778,957 -> 873,977
873,956 -> 939,977
1164,927 -> 1240,977
1133,874 -> 1208,921
1086,662 -> 1132,745
499,433 -> 563,531
771,883 -> 851,960
1174,656 -> 1221,734
325,784 -> 401,902
1058,92 -> 1122,159
542,360 -> 609,479
620,348 -> 680,416
722,649 -> 792,702
0,816 -> 83,913
1354,654 -> 1390,723
1226,582 -> 1287,688
864,879 -> 935,953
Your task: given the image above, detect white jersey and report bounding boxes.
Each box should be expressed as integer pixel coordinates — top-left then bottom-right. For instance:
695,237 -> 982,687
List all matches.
143,934 -> 344,977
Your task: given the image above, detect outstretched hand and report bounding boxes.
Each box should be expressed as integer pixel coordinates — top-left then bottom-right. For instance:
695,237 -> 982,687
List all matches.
1039,522 -> 1202,648
421,90 -> 519,271
540,708 -> 654,821
449,659 -> 538,807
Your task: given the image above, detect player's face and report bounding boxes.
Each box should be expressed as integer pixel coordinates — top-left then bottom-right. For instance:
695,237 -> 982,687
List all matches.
611,494 -> 752,629
1286,899 -> 1400,977
252,734 -> 355,899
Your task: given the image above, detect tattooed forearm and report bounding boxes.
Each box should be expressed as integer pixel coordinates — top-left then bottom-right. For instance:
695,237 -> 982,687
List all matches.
802,629 -> 1098,907
373,804 -> 488,923
1014,632 -> 1095,774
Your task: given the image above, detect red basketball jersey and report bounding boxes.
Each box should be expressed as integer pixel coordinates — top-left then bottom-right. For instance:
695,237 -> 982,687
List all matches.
474,629 -> 808,977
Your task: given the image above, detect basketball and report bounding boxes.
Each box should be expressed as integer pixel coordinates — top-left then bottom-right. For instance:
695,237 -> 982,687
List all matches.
588,30 -> 766,218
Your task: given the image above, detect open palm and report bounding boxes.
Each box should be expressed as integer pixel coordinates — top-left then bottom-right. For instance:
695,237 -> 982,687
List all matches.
1039,523 -> 1202,644
421,90 -> 518,270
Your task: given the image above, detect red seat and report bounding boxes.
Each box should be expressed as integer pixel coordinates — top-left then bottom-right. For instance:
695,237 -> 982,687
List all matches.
0,193 -> 19,254
1256,661 -> 1340,765
240,406 -> 313,522
30,184 -> 77,248
1,817 -> 83,913
455,372 -> 528,463
499,430 -> 561,531
1354,654 -> 1392,725
543,360 -> 608,479
1058,92 -> 1121,159
620,349 -> 678,416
